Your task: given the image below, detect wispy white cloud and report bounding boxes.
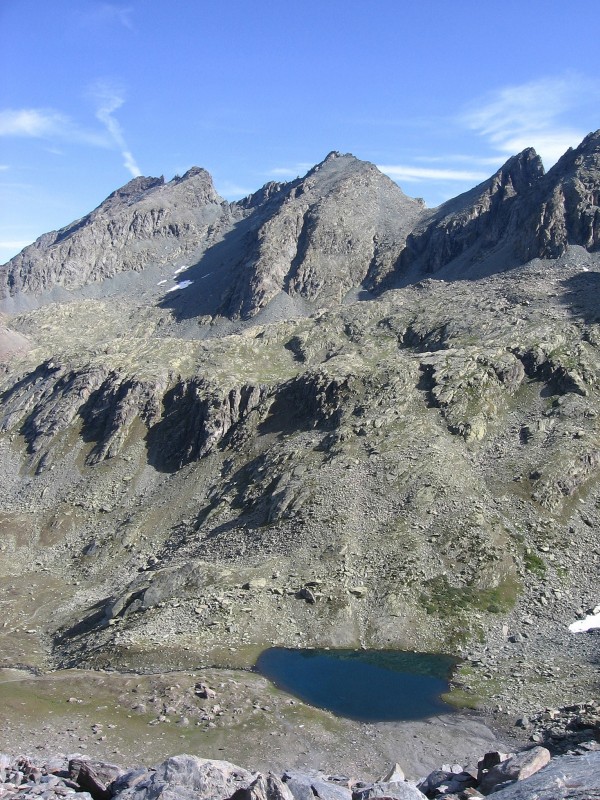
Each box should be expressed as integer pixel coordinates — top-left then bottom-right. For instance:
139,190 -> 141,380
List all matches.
0,86 -> 141,179
0,108 -> 107,146
462,74 -> 600,165
0,165 -> 8,171
217,181 -> 254,199
0,240 -> 32,251
377,165 -> 488,183
77,3 -> 134,31
266,163 -> 313,179
89,81 -> 141,177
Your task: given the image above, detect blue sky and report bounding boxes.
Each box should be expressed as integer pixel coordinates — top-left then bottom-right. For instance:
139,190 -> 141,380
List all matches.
1,0 -> 599,262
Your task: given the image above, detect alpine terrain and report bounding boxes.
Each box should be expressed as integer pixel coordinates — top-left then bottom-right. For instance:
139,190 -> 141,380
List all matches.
1,133 -> 600,782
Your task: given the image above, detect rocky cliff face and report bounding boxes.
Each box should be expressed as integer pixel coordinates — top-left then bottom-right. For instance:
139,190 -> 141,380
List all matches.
222,152 -> 423,318
513,129 -> 600,260
396,149 -> 545,275
396,131 -> 600,278
0,169 -> 226,299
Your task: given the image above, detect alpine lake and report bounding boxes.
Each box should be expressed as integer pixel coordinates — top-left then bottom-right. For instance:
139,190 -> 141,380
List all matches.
254,648 -> 458,722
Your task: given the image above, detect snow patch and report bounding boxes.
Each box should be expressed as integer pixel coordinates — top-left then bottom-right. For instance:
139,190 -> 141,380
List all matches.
166,280 -> 193,293
569,607 -> 600,633
157,279 -> 167,285
173,266 -> 189,276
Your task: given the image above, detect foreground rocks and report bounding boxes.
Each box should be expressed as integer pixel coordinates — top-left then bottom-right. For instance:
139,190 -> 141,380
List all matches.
1,709 -> 599,800
515,700 -> 600,753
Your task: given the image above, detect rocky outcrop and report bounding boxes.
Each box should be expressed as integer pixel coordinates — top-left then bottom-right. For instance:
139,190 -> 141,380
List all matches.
68,758 -> 125,800
102,562 -> 209,622
147,379 -> 267,470
0,169 -> 226,299
395,130 -> 600,278
477,746 -> 551,794
397,148 -> 544,275
0,361 -> 164,467
0,361 -> 265,470
487,751 -> 600,799
219,152 -> 423,318
514,129 -> 600,261
115,756 -> 255,800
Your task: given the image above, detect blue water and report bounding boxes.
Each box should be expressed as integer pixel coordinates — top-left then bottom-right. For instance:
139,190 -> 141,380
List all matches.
255,648 -> 456,722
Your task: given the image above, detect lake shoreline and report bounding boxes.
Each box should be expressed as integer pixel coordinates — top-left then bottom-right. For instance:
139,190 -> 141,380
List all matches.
0,664 -> 524,781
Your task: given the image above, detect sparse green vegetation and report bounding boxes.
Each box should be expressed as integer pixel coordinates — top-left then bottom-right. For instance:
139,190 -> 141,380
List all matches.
524,550 -> 547,575
420,575 -> 520,617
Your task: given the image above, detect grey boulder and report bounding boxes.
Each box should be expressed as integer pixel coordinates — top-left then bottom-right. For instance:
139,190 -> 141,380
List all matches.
113,755 -> 254,800
488,751 -> 600,799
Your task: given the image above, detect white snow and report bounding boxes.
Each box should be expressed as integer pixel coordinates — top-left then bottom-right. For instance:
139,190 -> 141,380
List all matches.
569,608 -> 600,633
173,266 -> 189,276
166,280 -> 193,293
157,279 -> 167,285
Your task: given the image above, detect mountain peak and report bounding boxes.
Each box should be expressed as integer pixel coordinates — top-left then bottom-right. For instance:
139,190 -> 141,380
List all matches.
576,128 -> 600,152
101,175 -> 164,210
174,166 -> 214,183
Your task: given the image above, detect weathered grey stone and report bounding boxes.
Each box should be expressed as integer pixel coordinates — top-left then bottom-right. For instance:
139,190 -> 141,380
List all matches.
487,750 -> 600,798
477,753 -> 511,785
478,746 -> 551,794
195,682 -> 217,700
113,756 -> 254,800
68,759 -> 125,800
282,778 -> 314,800
378,765 -> 405,783
352,781 -> 422,800
284,772 -> 351,800
231,773 -> 295,800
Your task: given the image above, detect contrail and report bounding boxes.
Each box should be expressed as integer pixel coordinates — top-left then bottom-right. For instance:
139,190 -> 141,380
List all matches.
93,81 -> 141,177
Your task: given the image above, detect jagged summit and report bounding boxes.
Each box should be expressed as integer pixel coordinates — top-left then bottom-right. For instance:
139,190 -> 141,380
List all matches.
396,147 -> 545,277
101,175 -> 165,209
512,127 -> 600,260
222,151 -> 423,319
0,165 -> 225,302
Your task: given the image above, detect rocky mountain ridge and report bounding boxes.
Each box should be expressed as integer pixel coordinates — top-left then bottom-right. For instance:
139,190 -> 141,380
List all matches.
2,134 -> 599,319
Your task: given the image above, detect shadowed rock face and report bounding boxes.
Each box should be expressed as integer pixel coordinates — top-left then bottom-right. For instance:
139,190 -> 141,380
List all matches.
513,129 -> 600,260
396,131 -> 600,278
396,148 -> 545,275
